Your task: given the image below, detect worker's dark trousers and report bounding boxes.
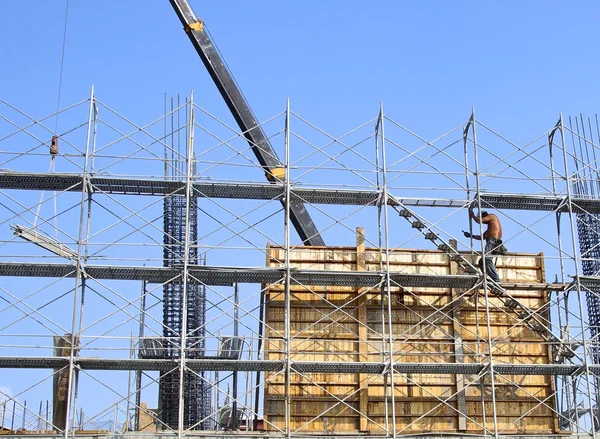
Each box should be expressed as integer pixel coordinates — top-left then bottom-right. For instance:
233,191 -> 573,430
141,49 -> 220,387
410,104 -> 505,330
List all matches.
477,238 -> 501,283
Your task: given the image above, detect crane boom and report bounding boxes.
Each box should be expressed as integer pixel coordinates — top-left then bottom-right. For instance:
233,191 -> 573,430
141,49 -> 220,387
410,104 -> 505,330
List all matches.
168,0 -> 325,246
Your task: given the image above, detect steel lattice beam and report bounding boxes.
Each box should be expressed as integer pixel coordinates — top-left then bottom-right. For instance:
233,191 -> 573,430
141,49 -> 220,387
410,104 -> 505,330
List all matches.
3,172 -> 600,213
0,357 -> 589,376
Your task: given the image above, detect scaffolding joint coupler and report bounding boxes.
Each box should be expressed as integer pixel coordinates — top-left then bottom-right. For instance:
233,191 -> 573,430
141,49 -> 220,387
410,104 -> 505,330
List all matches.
185,20 -> 204,33
50,135 -> 59,155
266,167 -> 286,182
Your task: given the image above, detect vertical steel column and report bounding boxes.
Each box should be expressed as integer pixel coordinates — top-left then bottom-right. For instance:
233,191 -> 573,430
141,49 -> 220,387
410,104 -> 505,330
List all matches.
558,114 -> 598,435
283,99 -> 292,439
62,85 -> 95,439
379,104 -> 397,439
177,92 -> 195,438
470,109 -> 500,438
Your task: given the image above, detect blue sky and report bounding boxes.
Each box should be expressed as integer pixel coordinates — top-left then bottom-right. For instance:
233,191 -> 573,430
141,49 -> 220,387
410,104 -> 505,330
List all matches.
2,0 -> 600,139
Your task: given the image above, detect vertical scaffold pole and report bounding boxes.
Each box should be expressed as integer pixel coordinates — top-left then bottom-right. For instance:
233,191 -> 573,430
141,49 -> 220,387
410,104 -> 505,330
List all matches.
379,104 -> 397,439
63,85 -> 95,439
284,98 -> 292,439
470,108 -> 500,439
374,108 -> 389,434
548,119 -> 571,421
177,91 -> 195,438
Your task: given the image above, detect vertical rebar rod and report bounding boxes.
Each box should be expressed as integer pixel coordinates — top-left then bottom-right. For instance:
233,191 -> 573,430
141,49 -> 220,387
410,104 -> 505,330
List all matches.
37,400 -> 42,430
284,98 -> 292,439
379,104 -> 397,439
470,109 -> 500,438
176,91 -> 195,438
559,113 -> 598,435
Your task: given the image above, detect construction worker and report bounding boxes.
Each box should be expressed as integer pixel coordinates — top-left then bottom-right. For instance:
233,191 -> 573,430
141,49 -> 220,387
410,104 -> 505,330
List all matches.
463,208 -> 503,285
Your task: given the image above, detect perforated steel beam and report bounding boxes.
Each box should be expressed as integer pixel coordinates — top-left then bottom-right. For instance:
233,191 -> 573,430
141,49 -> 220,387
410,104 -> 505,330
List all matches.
0,262 -> 480,288
3,172 -> 600,212
0,357 -> 588,375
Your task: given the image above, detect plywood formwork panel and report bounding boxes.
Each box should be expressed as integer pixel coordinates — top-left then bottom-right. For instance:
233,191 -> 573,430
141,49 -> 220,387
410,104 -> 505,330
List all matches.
263,242 -> 557,434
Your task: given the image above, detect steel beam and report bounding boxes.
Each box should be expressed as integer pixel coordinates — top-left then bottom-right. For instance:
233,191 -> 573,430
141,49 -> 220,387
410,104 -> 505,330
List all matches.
167,0 -> 324,246
0,357 -> 588,375
4,172 -> 600,213
0,262 -> 480,288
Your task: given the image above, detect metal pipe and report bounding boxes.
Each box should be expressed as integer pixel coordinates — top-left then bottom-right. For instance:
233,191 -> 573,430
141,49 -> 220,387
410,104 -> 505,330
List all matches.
283,98 -> 292,439
63,85 -> 95,439
253,288 -> 265,431
135,280 -> 147,431
176,91 -> 195,437
549,119 -> 569,419
232,282 -> 239,430
379,104 -> 397,439
374,108 -> 389,434
470,108 -> 500,438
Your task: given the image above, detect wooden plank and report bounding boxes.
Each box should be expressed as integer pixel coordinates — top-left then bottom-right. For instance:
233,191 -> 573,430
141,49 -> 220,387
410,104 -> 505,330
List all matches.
448,239 -> 467,431
356,228 -> 369,432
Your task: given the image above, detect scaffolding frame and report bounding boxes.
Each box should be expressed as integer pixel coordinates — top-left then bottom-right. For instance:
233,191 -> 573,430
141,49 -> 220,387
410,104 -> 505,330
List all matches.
0,91 -> 599,438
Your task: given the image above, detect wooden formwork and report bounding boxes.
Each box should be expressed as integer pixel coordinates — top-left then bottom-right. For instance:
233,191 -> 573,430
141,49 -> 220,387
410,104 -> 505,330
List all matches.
263,230 -> 559,434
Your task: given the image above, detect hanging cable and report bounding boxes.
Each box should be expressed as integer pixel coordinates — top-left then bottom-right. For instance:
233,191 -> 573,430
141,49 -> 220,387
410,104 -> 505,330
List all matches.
31,1 -> 69,234
54,0 -> 70,134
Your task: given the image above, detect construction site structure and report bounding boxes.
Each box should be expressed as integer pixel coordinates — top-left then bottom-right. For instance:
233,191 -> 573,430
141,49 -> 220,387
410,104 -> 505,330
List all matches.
264,241 -> 557,433
0,90 -> 600,439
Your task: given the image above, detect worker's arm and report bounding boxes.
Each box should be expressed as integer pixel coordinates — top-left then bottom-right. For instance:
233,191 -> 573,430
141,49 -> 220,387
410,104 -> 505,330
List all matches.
469,207 -> 480,223
463,230 -> 482,240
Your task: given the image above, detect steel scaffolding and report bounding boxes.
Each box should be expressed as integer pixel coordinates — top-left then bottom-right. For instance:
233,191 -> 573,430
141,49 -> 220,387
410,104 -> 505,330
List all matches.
1,90 -> 600,438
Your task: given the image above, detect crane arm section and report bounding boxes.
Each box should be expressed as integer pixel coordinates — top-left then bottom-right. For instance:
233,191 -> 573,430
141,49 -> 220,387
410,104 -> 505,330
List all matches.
168,0 -> 325,246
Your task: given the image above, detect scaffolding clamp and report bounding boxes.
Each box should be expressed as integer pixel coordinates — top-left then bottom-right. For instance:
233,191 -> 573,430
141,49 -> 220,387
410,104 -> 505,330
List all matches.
266,167 -> 285,182
50,135 -> 59,155
185,20 -> 204,33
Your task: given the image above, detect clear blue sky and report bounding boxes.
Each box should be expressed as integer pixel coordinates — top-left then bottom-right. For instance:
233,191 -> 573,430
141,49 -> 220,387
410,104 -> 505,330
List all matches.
2,0 -> 600,139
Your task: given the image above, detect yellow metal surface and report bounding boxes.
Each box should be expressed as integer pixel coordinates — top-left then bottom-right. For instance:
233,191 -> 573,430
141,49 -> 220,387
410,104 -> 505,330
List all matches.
185,20 -> 204,32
